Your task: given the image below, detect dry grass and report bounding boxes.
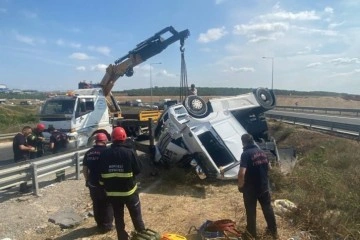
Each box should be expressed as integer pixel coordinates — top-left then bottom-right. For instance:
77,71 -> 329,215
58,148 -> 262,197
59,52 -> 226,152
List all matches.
269,122 -> 360,239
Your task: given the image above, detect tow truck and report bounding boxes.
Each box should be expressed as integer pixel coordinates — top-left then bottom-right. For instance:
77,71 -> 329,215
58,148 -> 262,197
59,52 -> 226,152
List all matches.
39,26 -> 190,148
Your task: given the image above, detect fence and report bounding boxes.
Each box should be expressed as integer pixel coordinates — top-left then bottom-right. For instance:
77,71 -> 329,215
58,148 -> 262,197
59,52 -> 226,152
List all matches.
0,132 -> 16,141
276,106 -> 360,117
266,112 -> 360,138
0,148 -> 89,196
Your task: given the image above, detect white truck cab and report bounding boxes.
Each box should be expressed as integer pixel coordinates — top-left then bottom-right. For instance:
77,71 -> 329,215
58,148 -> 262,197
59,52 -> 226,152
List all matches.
40,88 -> 112,148
154,88 -> 277,180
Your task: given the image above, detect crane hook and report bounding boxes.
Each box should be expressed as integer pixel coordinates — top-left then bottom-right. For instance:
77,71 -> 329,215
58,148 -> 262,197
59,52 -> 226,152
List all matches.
180,38 -> 185,52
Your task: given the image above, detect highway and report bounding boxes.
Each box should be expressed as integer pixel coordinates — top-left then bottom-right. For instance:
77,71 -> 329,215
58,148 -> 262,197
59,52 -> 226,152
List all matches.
1,110 -> 359,165
0,142 -> 14,165
268,110 -> 360,125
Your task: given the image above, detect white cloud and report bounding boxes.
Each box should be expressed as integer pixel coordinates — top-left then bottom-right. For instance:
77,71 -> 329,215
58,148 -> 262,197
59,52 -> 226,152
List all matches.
157,70 -> 176,78
292,26 -> 338,36
15,34 -> 35,45
90,64 -> 107,72
56,39 -> 81,48
13,31 -> 46,45
76,66 -> 86,71
324,7 -> 334,14
56,39 -> 65,46
249,32 -> 285,43
0,8 -> 7,13
215,0 -> 227,4
20,10 -> 37,19
328,21 -> 344,29
198,27 -> 228,43
260,10 -> 320,21
329,58 -> 360,65
224,67 -> 255,73
69,52 -> 92,60
272,2 -> 281,10
88,46 -> 111,56
233,22 -> 289,35
70,42 -> 81,48
329,69 -> 360,78
306,62 -> 322,68
296,46 -> 312,55
199,47 -> 213,52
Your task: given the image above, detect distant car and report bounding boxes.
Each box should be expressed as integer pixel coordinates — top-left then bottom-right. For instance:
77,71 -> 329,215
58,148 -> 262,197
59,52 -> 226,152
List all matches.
20,101 -> 32,105
154,87 -> 277,180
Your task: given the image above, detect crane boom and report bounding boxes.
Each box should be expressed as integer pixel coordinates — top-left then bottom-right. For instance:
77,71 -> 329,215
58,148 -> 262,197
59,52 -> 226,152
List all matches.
100,26 -> 190,98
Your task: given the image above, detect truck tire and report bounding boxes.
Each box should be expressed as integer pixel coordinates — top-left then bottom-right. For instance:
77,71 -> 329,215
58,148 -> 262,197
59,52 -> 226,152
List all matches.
184,95 -> 209,118
253,88 -> 276,110
87,135 -> 96,147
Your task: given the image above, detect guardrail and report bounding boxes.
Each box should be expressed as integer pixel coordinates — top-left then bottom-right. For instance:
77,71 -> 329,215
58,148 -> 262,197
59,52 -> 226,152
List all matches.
0,132 -> 16,141
276,106 -> 360,116
0,148 -> 89,196
266,112 -> 360,138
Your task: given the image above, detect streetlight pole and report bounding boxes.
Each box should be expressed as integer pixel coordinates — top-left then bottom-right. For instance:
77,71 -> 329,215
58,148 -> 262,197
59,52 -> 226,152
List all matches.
149,62 -> 161,107
262,57 -> 274,89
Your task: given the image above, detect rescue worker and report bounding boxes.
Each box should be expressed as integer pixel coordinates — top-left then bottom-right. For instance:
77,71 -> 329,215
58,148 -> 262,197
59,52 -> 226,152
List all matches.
99,127 -> 145,240
83,133 -> 114,233
27,123 -> 46,159
48,126 -> 68,182
12,126 -> 36,192
189,83 -> 197,95
238,134 -> 278,239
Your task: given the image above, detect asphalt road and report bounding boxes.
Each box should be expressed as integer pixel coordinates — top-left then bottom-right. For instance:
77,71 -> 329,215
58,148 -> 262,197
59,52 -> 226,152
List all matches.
0,142 -> 13,165
268,110 -> 360,125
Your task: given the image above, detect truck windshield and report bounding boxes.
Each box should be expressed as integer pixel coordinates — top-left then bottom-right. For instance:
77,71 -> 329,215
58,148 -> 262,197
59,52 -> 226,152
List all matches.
41,99 -> 76,115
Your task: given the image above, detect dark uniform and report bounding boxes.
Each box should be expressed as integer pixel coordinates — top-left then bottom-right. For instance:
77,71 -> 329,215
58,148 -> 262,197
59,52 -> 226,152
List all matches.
99,142 -> 145,240
13,133 -> 30,162
49,131 -> 68,154
27,129 -> 44,159
83,145 -> 114,231
49,130 -> 68,181
240,144 -> 277,238
13,128 -> 34,193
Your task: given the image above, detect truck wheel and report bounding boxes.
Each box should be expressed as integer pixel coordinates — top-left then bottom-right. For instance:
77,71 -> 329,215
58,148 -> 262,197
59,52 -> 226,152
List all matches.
253,87 -> 276,110
87,135 -> 96,147
184,95 -> 208,118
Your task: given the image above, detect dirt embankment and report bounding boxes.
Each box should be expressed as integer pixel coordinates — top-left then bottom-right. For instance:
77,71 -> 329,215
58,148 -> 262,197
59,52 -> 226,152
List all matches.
1,154 -> 301,240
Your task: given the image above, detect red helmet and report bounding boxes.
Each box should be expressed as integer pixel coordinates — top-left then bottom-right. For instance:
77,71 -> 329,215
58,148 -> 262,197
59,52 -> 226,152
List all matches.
112,127 -> 127,141
36,123 -> 46,131
95,133 -> 107,142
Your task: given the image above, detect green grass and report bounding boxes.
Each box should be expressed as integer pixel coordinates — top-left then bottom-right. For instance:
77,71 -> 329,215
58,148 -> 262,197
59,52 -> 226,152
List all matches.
270,122 -> 360,239
0,105 -> 39,133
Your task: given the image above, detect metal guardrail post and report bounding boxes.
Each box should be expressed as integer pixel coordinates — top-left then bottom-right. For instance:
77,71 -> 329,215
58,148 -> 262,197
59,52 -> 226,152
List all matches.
149,118 -> 154,147
75,152 -> 80,180
31,163 -> 39,196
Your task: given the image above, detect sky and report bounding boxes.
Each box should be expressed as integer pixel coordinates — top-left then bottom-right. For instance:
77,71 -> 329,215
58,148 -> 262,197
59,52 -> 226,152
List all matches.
1,0 -> 360,94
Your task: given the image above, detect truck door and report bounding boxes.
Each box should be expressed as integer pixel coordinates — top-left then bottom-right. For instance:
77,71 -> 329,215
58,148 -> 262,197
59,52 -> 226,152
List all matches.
75,98 -> 96,129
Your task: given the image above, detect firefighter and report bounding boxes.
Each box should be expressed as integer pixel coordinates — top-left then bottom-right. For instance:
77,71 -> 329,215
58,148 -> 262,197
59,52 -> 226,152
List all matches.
83,133 -> 114,233
27,123 -> 46,159
99,127 -> 145,240
48,126 -> 68,182
12,126 -> 36,193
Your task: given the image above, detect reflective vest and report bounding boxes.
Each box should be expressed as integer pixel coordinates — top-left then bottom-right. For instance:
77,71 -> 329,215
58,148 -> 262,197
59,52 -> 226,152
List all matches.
99,143 -> 140,197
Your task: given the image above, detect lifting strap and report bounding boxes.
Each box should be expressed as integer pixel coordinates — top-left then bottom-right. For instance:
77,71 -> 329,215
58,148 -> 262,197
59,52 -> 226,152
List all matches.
179,42 -> 188,103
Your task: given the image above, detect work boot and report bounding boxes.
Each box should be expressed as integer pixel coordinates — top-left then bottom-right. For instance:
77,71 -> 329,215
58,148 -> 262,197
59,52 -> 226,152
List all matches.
19,183 -> 32,194
265,228 -> 279,239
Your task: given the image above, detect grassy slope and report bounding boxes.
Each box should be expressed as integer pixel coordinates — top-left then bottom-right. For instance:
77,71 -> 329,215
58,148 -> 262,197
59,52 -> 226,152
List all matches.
0,105 -> 39,133
269,121 -> 360,239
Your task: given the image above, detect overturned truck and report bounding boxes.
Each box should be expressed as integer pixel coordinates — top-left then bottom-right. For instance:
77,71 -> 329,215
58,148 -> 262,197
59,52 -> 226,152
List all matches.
151,87 -> 277,180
